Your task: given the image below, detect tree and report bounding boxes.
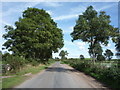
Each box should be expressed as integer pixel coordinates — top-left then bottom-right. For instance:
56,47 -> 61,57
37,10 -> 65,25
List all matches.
0,51 -> 2,61
80,55 -> 85,60
89,42 -> 103,61
115,36 -> 120,58
71,6 -> 118,63
2,8 -> 64,61
115,36 -> 120,67
59,50 -> 68,59
104,49 -> 113,60
97,54 -> 105,61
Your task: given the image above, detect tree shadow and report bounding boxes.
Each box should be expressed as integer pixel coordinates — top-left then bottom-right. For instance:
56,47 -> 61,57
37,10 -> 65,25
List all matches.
46,67 -> 78,73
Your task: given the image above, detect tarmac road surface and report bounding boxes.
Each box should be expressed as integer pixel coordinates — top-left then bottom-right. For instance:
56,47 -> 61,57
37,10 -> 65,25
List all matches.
16,61 -> 108,89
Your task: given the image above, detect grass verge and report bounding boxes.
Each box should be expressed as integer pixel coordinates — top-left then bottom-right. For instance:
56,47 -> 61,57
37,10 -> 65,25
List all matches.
2,60 -> 55,88
61,59 -> 120,89
2,76 -> 27,88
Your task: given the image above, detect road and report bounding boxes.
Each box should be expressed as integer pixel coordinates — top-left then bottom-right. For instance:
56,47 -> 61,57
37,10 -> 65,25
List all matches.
16,61 -> 108,89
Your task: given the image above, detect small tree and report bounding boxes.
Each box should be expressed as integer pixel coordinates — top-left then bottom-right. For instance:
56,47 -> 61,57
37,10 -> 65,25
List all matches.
104,49 -> 113,60
80,55 -> 85,60
115,36 -> 120,58
59,50 -> 68,59
97,54 -> 105,61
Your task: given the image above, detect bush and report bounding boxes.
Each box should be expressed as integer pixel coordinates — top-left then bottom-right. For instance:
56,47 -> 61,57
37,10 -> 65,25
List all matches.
62,59 -> 120,89
31,60 -> 39,66
2,55 -> 26,73
80,55 -> 85,60
97,55 -> 105,61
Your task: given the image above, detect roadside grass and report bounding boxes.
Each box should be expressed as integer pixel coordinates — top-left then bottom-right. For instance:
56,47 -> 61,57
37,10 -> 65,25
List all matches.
0,61 -> 2,64
2,76 -> 27,88
61,59 -> 120,89
2,60 -> 55,88
16,64 -> 47,75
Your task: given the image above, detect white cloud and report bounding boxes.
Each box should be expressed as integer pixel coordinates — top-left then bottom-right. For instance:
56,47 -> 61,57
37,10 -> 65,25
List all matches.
95,3 -> 116,12
110,48 -> 116,53
46,10 -> 53,15
74,42 -> 86,50
63,26 -> 74,34
70,4 -> 88,14
53,2 -> 116,21
107,44 -> 111,47
1,21 -> 16,29
61,47 -> 68,51
53,14 -> 79,21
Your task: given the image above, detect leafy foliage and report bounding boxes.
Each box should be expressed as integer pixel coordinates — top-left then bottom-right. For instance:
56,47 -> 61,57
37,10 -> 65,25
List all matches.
2,54 -> 26,73
2,8 -> 64,61
97,54 -> 105,61
104,49 -> 113,60
59,50 -> 69,59
71,6 -> 118,61
80,55 -> 85,60
115,36 -> 120,58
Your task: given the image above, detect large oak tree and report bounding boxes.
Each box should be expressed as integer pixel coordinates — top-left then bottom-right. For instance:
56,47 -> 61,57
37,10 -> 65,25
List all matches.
71,6 -> 118,62
2,8 -> 64,61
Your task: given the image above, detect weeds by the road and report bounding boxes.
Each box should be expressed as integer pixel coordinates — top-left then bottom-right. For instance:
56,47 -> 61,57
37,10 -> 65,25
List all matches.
61,59 -> 120,89
2,76 -> 27,88
2,59 -> 55,88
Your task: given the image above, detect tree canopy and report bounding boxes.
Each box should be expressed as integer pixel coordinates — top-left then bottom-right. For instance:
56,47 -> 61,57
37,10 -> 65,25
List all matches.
71,6 -> 118,62
104,49 -> 113,60
2,8 -> 64,61
59,50 -> 69,59
80,55 -> 85,60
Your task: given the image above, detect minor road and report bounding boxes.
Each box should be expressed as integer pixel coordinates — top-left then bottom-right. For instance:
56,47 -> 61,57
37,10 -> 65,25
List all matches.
16,61 -> 108,89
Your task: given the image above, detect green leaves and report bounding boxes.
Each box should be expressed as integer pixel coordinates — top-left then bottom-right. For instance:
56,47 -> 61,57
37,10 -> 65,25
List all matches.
115,36 -> 120,57
2,8 -> 64,61
59,50 -> 69,59
71,6 -> 118,61
104,49 -> 113,60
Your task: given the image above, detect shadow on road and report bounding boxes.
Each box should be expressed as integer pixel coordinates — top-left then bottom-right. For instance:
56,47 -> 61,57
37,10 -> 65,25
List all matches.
46,67 -> 78,73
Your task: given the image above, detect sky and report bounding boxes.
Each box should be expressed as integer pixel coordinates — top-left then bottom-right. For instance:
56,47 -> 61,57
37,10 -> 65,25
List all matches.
0,1 -> 119,59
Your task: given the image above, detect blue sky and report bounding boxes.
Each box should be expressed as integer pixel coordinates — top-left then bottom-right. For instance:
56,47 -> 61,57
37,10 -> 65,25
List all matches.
0,2 -> 119,59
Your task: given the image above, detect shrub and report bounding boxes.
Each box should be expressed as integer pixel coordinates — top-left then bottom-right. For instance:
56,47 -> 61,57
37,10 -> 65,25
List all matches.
80,55 -> 85,60
2,55 -> 26,73
97,55 -> 105,61
31,60 -> 39,66
62,59 -> 120,89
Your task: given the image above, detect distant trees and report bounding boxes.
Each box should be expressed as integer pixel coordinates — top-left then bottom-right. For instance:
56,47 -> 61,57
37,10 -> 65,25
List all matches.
104,49 -> 113,60
2,8 -> 64,62
71,6 -> 118,62
59,50 -> 68,59
80,55 -> 85,60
